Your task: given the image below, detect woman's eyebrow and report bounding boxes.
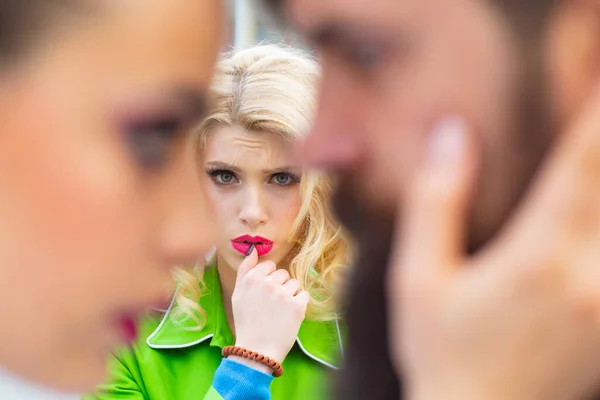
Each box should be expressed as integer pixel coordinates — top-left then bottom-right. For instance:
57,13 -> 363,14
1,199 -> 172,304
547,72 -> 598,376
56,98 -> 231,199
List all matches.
205,161 -> 241,173
262,165 -> 302,173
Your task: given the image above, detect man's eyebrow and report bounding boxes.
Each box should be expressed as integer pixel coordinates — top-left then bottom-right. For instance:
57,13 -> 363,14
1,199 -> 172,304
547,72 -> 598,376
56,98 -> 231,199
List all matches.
306,20 -> 400,49
306,23 -> 350,47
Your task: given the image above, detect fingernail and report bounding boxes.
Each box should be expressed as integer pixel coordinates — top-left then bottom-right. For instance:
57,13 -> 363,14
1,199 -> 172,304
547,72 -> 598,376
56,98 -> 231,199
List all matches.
427,117 -> 467,165
245,244 -> 255,257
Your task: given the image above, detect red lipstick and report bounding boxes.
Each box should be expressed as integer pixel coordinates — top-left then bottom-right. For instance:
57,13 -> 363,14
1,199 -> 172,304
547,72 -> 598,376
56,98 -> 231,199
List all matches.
231,235 -> 274,256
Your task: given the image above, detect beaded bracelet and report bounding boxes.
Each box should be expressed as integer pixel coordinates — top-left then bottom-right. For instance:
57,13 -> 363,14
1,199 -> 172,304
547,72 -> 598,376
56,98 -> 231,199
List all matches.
222,345 -> 284,377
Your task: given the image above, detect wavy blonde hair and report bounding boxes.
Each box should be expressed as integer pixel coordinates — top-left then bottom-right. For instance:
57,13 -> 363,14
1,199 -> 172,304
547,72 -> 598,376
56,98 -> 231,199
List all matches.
171,44 -> 351,327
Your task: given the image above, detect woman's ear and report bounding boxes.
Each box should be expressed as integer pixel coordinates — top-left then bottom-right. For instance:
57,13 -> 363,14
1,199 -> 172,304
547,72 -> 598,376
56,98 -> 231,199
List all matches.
545,0 -> 600,124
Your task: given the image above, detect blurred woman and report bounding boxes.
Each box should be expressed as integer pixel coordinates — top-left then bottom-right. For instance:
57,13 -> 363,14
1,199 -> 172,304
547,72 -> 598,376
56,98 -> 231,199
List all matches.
0,0 -> 222,392
87,44 -> 350,400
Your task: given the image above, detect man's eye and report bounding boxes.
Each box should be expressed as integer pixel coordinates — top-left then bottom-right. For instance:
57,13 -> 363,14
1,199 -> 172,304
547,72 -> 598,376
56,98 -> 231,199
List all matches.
126,118 -> 183,170
347,45 -> 385,70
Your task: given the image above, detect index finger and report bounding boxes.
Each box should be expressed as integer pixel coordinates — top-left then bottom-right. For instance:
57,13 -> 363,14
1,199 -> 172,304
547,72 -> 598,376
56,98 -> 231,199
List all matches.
236,245 -> 258,282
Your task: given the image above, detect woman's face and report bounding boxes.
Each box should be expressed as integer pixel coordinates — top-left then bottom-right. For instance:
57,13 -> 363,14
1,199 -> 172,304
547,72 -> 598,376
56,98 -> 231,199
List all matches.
202,126 -> 303,272
0,0 -> 222,391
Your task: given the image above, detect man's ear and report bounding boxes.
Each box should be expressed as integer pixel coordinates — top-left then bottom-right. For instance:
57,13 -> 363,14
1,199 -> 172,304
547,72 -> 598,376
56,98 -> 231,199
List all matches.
545,0 -> 600,124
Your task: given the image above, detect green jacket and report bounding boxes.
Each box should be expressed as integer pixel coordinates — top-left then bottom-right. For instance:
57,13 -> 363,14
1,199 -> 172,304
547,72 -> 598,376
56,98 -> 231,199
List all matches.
85,267 -> 344,400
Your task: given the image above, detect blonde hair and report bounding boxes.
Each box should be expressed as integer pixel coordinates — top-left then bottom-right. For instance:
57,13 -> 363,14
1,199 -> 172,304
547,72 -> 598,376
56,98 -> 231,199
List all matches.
172,44 -> 351,327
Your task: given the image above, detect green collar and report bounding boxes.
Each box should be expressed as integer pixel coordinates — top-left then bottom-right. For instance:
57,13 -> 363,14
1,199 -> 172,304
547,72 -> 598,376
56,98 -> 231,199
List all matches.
146,267 -> 344,369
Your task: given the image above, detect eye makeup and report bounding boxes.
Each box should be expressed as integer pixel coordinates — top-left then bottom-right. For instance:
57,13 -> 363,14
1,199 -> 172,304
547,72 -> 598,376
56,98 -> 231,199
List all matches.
124,115 -> 185,170
205,166 -> 239,185
204,164 -> 301,187
118,87 -> 208,171
269,169 -> 301,186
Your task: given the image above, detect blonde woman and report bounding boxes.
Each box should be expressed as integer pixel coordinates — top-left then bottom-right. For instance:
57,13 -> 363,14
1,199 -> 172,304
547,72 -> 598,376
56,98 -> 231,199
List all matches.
86,45 -> 350,400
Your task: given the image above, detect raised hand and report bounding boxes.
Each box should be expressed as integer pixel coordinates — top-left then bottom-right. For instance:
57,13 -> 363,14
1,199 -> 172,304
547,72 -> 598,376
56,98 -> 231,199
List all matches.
230,247 -> 310,373
388,89 -> 600,400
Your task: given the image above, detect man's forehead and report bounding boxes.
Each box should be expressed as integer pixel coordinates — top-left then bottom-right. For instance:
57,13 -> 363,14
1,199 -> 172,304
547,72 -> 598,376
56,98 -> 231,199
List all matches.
283,0 -> 453,36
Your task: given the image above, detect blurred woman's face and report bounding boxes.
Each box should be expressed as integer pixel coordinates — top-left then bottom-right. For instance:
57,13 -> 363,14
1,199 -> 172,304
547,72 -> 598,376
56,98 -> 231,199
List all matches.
0,0 -> 222,392
202,126 -> 303,272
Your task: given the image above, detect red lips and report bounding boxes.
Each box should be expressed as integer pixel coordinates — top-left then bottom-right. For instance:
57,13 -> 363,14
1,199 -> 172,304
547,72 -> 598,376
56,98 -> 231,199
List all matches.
231,235 -> 274,256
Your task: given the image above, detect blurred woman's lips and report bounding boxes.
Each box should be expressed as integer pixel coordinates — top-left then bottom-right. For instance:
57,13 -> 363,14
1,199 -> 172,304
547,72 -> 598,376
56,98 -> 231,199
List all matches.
231,235 -> 274,256
116,298 -> 170,344
118,315 -> 138,344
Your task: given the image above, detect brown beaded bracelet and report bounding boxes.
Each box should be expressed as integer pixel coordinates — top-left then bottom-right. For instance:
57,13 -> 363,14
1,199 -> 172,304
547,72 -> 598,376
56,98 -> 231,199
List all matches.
222,345 -> 284,378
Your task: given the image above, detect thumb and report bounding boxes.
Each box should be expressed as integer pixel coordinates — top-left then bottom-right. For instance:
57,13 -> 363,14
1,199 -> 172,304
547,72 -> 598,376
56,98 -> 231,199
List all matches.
392,117 -> 477,289
236,245 -> 258,281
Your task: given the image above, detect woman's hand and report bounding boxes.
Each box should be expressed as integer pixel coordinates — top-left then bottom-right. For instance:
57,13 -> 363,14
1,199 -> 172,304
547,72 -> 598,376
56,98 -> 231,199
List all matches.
388,89 -> 600,400
230,247 -> 310,372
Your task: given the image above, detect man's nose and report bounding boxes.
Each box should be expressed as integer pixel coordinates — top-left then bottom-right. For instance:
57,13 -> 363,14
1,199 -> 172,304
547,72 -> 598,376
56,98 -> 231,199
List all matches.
299,64 -> 367,170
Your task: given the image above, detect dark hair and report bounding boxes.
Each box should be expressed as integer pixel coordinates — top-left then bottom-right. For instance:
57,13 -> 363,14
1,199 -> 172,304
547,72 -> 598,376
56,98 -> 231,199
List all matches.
0,1 -> 87,65
331,182 -> 400,400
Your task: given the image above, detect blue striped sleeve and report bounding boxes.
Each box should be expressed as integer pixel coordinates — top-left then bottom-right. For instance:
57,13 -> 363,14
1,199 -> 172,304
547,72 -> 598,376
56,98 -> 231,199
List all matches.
211,358 -> 273,400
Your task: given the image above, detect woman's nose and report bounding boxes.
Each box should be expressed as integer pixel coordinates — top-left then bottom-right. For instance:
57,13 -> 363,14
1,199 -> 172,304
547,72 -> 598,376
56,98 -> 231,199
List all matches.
238,186 -> 267,229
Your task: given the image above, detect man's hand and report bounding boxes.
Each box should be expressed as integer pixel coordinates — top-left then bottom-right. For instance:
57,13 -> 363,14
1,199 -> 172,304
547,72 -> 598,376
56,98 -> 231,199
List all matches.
387,88 -> 600,400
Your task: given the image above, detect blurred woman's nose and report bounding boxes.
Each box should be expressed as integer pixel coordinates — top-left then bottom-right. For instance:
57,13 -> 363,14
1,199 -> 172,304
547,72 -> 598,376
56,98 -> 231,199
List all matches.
159,151 -> 215,267
238,184 -> 267,229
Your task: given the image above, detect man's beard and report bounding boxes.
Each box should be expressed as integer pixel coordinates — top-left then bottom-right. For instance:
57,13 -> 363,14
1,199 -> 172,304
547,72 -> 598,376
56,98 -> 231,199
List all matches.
332,179 -> 400,400
331,38 -> 554,400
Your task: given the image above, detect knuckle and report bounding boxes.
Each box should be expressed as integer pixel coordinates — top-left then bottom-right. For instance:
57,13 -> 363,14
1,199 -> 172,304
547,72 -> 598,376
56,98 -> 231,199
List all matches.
275,289 -> 289,302
260,261 -> 277,272
263,278 -> 278,292
280,269 -> 291,280
243,271 -> 261,285
293,299 -> 308,316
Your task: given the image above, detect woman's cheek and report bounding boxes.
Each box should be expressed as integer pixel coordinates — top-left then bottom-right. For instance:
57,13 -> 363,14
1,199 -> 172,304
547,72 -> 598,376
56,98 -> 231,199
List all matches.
267,189 -> 302,233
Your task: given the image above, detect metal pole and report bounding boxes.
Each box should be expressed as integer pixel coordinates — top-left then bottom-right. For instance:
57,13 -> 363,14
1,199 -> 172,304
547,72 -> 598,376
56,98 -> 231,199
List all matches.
233,0 -> 256,49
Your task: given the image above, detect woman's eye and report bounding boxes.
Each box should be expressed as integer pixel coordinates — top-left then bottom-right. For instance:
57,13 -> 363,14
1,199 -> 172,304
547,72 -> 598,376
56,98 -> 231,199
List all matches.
215,171 -> 236,185
126,118 -> 182,170
270,173 -> 298,186
207,169 -> 238,185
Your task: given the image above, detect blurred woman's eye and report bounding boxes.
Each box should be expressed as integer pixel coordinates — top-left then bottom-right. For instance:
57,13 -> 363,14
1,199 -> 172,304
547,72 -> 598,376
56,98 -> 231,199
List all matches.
126,118 -> 183,170
206,168 -> 239,186
269,172 -> 300,186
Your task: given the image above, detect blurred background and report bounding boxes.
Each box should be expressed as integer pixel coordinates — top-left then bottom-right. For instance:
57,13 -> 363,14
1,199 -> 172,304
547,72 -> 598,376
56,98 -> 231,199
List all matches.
225,0 -> 304,48
0,1 -> 288,399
